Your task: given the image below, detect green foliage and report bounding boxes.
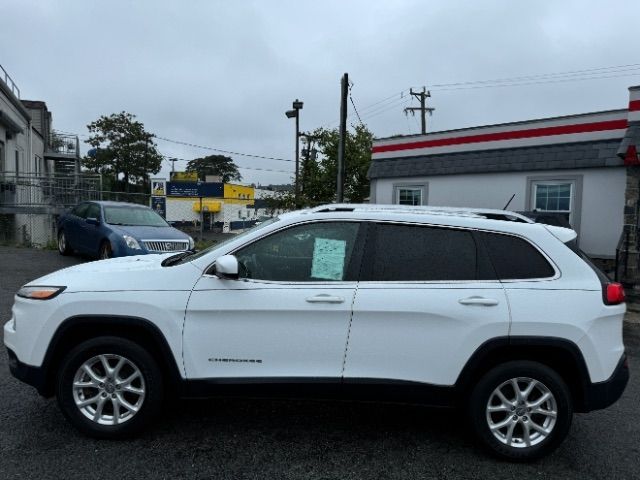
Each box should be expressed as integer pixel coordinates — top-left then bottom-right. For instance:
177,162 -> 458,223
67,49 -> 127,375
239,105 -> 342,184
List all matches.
299,124 -> 373,206
185,155 -> 242,183
82,112 -> 163,191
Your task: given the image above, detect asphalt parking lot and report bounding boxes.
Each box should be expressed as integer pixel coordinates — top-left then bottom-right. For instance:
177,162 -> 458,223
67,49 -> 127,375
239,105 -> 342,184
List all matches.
1,246 -> 638,480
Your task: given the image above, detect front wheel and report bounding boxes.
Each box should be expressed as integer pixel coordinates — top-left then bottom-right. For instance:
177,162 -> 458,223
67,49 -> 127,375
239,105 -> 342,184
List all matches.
57,230 -> 72,256
469,361 -> 572,461
56,336 -> 164,438
99,240 -> 113,260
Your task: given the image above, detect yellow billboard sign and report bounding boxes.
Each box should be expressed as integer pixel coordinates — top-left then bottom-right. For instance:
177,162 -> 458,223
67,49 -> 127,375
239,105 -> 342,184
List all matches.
170,171 -> 199,182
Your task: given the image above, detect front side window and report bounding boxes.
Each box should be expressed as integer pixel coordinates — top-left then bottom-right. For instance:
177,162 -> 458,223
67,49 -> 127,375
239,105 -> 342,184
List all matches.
72,203 -> 90,219
235,222 -> 361,282
363,224 -> 494,282
86,203 -> 101,220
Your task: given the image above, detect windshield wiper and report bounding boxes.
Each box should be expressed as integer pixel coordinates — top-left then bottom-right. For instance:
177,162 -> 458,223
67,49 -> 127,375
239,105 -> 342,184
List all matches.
161,251 -> 195,267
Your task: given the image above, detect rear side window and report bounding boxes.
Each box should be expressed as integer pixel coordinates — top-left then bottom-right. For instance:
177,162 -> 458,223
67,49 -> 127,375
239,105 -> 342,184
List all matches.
364,223 -> 494,281
479,232 -> 555,280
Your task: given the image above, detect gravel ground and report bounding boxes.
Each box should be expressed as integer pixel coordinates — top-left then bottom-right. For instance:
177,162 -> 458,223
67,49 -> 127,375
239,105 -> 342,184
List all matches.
0,246 -> 638,479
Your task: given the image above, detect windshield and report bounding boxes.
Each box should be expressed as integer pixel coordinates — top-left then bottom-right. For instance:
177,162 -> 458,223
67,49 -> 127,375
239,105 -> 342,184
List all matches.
171,216 -> 281,265
104,206 -> 169,227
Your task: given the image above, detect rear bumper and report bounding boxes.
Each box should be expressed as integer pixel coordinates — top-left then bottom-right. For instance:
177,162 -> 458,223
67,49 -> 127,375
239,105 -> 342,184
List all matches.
581,354 -> 629,412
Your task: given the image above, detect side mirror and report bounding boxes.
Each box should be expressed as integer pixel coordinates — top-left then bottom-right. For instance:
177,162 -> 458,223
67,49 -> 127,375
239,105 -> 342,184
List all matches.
214,255 -> 239,279
86,217 -> 100,226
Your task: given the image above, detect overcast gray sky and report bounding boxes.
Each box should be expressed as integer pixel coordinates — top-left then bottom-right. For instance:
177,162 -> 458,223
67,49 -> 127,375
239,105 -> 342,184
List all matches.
2,0 -> 640,185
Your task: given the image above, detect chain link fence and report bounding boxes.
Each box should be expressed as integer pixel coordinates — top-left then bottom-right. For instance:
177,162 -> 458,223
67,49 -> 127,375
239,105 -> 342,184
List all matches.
0,172 -> 102,247
0,173 -> 277,249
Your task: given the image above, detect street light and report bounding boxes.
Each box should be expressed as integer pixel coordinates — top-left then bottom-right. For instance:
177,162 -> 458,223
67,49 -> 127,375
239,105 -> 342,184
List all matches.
285,99 -> 303,202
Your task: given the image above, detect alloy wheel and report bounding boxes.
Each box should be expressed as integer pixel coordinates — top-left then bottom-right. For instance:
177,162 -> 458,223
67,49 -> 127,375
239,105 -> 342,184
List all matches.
485,377 -> 558,448
72,354 -> 146,426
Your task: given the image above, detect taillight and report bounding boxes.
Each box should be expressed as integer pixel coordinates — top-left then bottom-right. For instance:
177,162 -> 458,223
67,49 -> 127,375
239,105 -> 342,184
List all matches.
605,282 -> 626,305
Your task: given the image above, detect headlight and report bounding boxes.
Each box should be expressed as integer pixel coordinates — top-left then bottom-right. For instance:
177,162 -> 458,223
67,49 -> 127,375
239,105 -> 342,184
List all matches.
188,236 -> 195,250
17,286 -> 66,300
123,235 -> 141,249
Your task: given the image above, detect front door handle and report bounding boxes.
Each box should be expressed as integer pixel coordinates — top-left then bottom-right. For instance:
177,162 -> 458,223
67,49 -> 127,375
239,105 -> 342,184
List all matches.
306,294 -> 345,304
458,296 -> 499,306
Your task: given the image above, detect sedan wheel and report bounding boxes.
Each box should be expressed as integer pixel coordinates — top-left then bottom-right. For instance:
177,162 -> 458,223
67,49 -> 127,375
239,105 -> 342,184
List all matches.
56,336 -> 163,438
469,361 -> 572,461
99,241 -> 113,260
58,231 -> 72,256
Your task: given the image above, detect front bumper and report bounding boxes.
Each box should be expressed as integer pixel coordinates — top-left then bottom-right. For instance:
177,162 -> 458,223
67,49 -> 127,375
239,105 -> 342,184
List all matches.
6,347 -> 48,396
581,354 -> 629,412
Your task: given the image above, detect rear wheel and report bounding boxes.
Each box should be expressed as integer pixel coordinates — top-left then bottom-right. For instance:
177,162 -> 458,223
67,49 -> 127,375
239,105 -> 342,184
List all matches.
56,336 -> 164,438
99,240 -> 113,260
469,361 -> 572,461
57,230 -> 72,256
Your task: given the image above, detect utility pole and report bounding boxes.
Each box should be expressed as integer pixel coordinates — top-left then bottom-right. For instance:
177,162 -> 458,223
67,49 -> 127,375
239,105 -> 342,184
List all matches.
337,73 -> 348,203
404,87 -> 435,134
169,158 -> 178,172
285,99 -> 303,204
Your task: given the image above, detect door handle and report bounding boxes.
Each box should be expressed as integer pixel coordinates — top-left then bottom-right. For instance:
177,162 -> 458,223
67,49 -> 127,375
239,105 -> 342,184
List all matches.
306,294 -> 345,304
458,296 -> 499,306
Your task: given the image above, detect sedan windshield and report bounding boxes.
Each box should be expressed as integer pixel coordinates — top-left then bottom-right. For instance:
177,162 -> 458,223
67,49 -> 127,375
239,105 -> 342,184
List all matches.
104,207 -> 169,227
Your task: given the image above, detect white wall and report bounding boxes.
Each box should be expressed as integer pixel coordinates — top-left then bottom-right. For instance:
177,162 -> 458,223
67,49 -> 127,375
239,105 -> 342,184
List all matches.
372,167 -> 626,258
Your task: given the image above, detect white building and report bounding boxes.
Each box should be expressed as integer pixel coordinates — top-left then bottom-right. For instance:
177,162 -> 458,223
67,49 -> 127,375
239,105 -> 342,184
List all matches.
369,85 -> 640,278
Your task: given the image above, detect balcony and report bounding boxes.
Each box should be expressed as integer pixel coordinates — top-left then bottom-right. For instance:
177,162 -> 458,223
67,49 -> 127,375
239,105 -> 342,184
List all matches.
45,132 -> 81,173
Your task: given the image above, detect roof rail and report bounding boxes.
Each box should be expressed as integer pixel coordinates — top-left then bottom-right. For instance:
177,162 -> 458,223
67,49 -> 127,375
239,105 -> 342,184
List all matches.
310,203 -> 534,223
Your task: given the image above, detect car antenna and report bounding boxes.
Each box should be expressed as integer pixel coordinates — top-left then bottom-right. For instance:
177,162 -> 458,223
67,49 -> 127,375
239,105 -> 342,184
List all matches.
503,193 -> 516,210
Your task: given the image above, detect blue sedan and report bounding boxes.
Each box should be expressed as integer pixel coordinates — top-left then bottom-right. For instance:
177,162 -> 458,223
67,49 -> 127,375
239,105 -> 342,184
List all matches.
57,201 -> 194,259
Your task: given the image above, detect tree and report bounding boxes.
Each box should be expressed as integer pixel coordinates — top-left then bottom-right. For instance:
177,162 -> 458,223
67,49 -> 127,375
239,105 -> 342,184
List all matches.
299,124 -> 373,205
83,112 -> 163,192
185,155 -> 242,183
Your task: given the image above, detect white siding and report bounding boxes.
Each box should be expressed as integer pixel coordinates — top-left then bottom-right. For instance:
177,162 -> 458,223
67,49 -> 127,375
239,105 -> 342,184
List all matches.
372,167 -> 626,258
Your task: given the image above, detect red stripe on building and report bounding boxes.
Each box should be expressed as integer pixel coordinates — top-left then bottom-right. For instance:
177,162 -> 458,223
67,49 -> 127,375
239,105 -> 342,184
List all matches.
629,100 -> 640,112
372,119 -> 628,154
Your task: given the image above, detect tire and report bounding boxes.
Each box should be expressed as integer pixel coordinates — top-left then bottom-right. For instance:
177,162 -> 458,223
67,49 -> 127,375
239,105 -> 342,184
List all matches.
57,230 -> 72,256
56,336 -> 164,439
99,240 -> 113,260
468,361 -> 572,461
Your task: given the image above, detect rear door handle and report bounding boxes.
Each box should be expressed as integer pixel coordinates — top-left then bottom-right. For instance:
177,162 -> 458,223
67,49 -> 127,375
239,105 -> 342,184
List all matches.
306,294 -> 345,304
458,296 -> 499,306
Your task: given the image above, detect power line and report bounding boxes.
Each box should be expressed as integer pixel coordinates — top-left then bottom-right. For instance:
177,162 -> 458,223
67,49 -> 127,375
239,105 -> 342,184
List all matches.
348,82 -> 365,126
159,154 -> 292,175
430,71 -> 640,92
429,62 -> 640,89
321,61 -> 640,127
155,136 -> 293,163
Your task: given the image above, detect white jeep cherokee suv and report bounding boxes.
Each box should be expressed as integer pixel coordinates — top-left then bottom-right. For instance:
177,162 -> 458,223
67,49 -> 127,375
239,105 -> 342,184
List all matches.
4,204 -> 629,460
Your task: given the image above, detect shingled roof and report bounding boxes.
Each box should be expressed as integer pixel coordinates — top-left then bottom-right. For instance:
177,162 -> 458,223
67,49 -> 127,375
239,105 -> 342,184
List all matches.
368,139 -> 623,180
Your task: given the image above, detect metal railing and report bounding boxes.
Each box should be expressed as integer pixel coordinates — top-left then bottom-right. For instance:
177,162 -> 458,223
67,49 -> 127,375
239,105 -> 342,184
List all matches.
0,64 -> 20,98
49,132 -> 79,156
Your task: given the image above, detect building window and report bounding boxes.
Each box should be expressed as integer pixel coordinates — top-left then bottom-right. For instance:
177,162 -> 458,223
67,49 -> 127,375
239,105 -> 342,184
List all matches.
15,150 -> 19,175
35,155 -> 42,176
527,176 -> 582,234
533,182 -> 572,222
0,141 -> 4,172
394,184 -> 427,206
398,188 -> 421,205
